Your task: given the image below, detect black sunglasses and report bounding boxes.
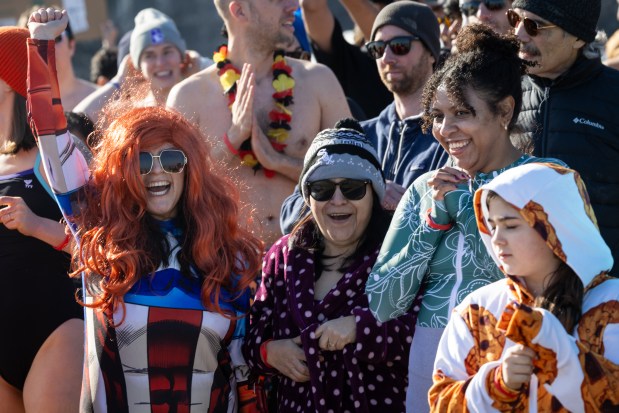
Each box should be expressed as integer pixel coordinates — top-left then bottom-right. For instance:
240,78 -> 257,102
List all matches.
139,149 -> 187,175
506,9 -> 557,37
307,179 -> 370,202
461,0 -> 506,17
365,36 -> 419,60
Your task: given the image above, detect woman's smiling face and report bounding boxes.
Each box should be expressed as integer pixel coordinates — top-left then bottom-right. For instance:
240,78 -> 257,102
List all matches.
309,178 -> 374,257
430,85 -> 515,176
140,143 -> 185,221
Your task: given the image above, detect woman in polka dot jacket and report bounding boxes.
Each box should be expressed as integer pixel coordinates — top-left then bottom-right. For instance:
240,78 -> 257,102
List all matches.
243,120 -> 416,413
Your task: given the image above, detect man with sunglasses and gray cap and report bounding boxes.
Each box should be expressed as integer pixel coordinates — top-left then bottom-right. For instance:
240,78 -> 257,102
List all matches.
459,0 -> 512,34
513,0 -> 619,275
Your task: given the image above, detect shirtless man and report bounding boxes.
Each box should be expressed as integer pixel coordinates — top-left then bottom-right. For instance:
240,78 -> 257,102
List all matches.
168,0 -> 350,246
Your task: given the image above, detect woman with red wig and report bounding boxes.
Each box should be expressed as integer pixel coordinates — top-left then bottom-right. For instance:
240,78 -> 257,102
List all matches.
27,9 -> 263,412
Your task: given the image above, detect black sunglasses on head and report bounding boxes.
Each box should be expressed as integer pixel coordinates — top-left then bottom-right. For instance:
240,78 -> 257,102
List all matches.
307,179 -> 370,202
506,9 -> 557,37
461,0 -> 506,17
139,149 -> 187,175
365,36 -> 419,60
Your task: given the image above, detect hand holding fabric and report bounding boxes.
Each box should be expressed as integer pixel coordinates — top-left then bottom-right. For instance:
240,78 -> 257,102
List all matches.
315,315 -> 356,351
500,344 -> 536,391
265,337 -> 310,383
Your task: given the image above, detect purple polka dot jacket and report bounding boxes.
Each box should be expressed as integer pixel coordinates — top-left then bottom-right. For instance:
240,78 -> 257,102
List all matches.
243,224 -> 415,413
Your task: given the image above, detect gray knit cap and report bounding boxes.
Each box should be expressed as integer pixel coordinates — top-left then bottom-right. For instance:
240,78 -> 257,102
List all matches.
130,8 -> 187,68
370,1 -> 441,63
512,0 -> 600,42
300,123 -> 386,203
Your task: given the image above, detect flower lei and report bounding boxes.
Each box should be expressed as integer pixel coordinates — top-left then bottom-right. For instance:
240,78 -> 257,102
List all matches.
214,45 -> 294,178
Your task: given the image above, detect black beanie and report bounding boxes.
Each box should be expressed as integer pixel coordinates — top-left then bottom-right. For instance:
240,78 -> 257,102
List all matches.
512,0 -> 600,42
370,1 -> 440,63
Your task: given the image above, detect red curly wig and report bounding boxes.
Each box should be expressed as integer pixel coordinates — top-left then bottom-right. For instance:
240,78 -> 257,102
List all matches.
74,106 -> 263,319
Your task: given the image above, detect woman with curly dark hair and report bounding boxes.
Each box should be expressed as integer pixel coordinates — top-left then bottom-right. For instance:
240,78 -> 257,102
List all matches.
366,24 -> 567,412
27,9 -> 262,412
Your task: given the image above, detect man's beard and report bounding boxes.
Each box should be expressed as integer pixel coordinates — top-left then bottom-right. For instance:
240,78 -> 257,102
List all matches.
381,55 -> 431,96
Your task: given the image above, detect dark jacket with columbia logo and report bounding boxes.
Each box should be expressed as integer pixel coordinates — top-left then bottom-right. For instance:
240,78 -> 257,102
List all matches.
517,55 -> 619,274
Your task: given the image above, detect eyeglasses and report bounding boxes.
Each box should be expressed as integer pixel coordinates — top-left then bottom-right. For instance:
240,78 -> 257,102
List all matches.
306,179 -> 370,202
461,0 -> 506,17
139,149 -> 187,175
365,36 -> 419,60
507,9 -> 557,37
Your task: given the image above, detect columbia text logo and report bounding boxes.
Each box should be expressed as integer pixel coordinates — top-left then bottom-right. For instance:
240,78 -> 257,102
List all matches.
572,117 -> 604,130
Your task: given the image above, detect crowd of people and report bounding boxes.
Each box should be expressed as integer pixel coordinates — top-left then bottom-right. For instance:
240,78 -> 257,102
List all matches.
0,0 -> 617,412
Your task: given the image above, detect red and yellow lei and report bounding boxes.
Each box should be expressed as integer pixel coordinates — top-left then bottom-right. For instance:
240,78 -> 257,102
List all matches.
214,45 -> 294,178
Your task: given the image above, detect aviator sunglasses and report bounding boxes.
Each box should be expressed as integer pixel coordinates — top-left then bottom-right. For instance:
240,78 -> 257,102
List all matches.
365,36 -> 419,60
506,9 -> 557,36
139,149 -> 187,175
460,0 -> 506,17
307,179 -> 370,202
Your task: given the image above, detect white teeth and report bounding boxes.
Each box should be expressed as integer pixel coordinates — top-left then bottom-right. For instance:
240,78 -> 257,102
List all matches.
147,181 -> 171,195
155,70 -> 172,77
449,140 -> 470,150
147,181 -> 169,189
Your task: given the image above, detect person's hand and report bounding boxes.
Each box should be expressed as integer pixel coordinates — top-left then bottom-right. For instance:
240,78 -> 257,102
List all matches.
265,337 -> 310,382
28,8 -> 68,40
501,344 -> 536,391
315,316 -> 356,351
0,196 -> 43,237
250,117 -> 281,170
227,64 -> 255,150
381,181 -> 406,211
427,166 -> 469,201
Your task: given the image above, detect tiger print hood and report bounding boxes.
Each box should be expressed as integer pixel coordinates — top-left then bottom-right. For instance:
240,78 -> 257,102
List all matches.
473,162 -> 613,287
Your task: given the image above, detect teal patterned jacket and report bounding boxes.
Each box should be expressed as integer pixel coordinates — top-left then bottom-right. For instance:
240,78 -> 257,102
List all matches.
366,155 -> 566,327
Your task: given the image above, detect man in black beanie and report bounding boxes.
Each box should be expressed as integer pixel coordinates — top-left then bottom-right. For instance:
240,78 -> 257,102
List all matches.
513,0 -> 619,275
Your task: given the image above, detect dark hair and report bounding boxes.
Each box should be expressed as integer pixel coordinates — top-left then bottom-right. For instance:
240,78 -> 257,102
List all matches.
485,191 -> 583,332
421,24 -> 532,133
534,262 -> 583,332
65,111 -> 95,148
1,94 -> 36,155
290,192 -> 391,273
90,48 -> 118,83
64,19 -> 74,41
